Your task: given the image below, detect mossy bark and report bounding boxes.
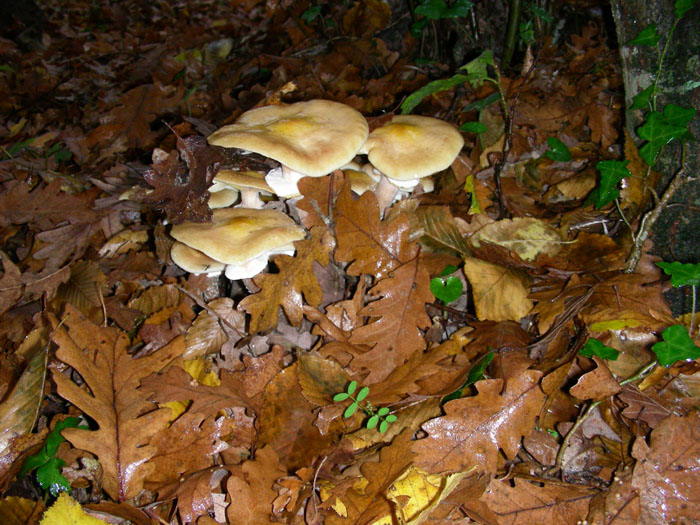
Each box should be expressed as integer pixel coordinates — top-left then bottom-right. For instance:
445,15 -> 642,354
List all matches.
610,0 -> 700,315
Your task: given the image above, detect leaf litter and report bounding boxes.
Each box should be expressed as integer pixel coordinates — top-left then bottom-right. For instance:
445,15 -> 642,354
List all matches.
1,0 -> 699,523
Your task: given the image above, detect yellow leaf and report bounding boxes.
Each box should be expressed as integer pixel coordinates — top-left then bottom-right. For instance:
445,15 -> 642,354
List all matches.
463,257 -> 532,321
590,319 -> 642,332
40,492 -> 107,525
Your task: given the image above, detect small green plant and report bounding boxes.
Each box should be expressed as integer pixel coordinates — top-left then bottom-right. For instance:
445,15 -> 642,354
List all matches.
442,349 -> 494,403
20,417 -> 86,498
410,0 -> 473,39
656,261 -> 700,336
333,381 -> 397,433
430,264 -> 464,304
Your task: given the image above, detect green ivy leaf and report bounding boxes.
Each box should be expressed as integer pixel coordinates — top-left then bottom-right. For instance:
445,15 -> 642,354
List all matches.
36,457 -> 69,497
580,338 -> 620,360
652,325 -> 700,366
344,402 -> 358,418
430,274 -> 463,303
544,137 -> 572,162
346,380 -> 357,395
356,386 -> 370,402
637,105 -> 696,165
460,121 -> 487,134
589,160 -> 631,209
333,392 -> 349,402
630,85 -> 653,110
627,24 -> 661,47
656,261 -> 700,287
675,0 -> 697,18
367,415 -> 379,429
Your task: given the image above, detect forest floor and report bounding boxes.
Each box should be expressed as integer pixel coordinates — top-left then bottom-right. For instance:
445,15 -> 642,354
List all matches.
1,1 -> 699,524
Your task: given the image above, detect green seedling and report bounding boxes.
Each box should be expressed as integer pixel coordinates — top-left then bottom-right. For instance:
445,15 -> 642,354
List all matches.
411,0 -> 473,39
442,349 -> 494,403
20,417 -> 86,498
333,381 -> 397,433
587,160 -> 632,210
430,265 -> 463,304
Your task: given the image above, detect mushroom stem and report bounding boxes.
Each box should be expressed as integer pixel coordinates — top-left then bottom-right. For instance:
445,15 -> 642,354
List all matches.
373,173 -> 400,216
239,188 -> 265,209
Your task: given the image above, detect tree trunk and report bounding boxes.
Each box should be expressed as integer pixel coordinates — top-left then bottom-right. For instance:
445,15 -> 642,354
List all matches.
610,0 -> 700,315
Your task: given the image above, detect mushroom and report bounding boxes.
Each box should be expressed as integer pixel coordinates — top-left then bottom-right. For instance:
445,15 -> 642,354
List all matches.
341,163 -> 380,196
207,100 -> 369,198
170,241 -> 225,275
170,207 -> 305,280
359,115 -> 464,213
207,187 -> 239,209
212,169 -> 273,209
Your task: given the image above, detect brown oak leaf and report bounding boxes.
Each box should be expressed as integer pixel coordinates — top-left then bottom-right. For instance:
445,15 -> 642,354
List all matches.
239,226 -> 335,334
412,371 -> 545,475
348,256 -> 433,383
334,179 -> 417,279
50,305 -> 187,501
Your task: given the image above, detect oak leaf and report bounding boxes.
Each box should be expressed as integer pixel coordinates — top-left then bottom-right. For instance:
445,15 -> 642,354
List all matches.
349,256 -> 433,383
630,413 -> 700,523
226,446 -> 286,524
239,226 -> 335,333
334,180 -> 417,279
412,371 -> 545,475
142,135 -> 222,224
50,305 -> 187,501
479,478 -> 595,523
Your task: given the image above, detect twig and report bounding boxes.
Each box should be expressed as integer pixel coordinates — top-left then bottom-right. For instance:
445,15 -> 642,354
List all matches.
624,144 -> 691,273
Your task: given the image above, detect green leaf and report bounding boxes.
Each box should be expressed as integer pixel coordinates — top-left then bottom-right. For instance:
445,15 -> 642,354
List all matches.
301,6 -> 322,23
652,325 -> 700,367
460,121 -> 487,134
630,85 -> 653,110
346,380 -> 357,395
0,64 -> 15,73
356,386 -> 370,402
366,415 -> 379,429
430,275 -> 463,303
627,24 -> 661,47
463,92 -> 499,112
439,265 -> 460,277
675,0 -> 697,18
379,420 -> 389,433
344,403 -> 358,418
442,351 -> 494,403
385,414 -> 397,423
20,417 -> 82,478
377,406 -> 390,416
401,74 -> 472,114
656,261 -> 700,287
333,392 -> 349,402
580,338 -> 620,360
414,0 -> 473,20
36,457 -> 69,497
589,160 -> 631,209
544,137 -> 572,162
637,105 -> 696,165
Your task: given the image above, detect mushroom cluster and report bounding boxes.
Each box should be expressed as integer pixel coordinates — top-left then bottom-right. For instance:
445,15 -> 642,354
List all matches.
167,99 -> 464,279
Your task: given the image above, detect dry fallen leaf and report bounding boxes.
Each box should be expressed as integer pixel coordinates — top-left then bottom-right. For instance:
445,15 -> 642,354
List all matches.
50,305 -> 187,501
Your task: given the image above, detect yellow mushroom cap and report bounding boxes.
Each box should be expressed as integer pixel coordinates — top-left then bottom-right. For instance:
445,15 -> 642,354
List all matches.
207,100 -> 369,177
170,208 -> 305,266
170,241 -> 225,275
359,115 -> 464,181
